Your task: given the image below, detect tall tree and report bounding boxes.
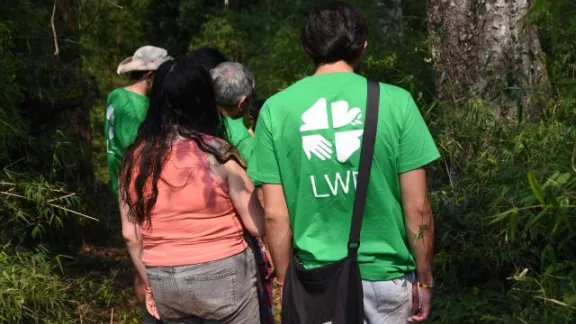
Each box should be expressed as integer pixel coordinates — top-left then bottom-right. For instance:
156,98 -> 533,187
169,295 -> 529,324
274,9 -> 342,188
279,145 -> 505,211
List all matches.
428,0 -> 549,121
9,0 -> 96,187
377,0 -> 404,45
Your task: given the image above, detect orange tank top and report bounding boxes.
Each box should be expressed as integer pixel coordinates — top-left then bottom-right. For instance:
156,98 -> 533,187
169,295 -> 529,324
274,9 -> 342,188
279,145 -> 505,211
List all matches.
137,138 -> 247,266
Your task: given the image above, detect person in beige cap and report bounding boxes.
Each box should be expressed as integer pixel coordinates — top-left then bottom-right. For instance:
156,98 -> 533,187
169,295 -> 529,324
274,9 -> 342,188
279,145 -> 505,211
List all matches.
104,45 -> 170,324
116,45 -> 171,75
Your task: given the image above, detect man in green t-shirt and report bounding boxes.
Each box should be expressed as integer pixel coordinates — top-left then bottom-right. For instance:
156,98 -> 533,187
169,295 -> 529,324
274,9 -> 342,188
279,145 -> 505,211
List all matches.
104,45 -> 171,324
248,2 -> 439,322
210,61 -> 255,165
105,45 -> 171,196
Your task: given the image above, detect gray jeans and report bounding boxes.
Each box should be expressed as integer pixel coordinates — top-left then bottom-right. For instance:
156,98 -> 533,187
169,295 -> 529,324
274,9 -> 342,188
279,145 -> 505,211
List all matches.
146,248 -> 259,324
363,273 -> 414,324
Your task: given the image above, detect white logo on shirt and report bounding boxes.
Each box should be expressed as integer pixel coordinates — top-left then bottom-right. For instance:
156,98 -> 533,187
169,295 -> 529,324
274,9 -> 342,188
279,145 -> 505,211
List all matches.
300,98 -> 366,198
300,98 -> 364,162
106,105 -> 115,154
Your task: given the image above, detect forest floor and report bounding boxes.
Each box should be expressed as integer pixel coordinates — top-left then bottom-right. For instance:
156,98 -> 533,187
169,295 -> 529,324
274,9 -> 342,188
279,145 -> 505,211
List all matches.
68,240 -> 142,323
70,233 -> 282,323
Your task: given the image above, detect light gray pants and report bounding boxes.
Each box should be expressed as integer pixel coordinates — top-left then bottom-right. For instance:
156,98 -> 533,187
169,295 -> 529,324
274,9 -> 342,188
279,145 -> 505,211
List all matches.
146,248 -> 259,324
363,273 -> 414,324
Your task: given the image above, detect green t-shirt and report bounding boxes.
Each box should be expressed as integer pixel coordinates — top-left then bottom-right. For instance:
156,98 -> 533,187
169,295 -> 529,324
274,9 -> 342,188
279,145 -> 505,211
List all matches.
224,116 -> 254,165
104,88 -> 149,196
248,72 -> 440,281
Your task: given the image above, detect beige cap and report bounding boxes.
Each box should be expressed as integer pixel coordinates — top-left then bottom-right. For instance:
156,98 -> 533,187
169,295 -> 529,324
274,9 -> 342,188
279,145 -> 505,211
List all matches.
117,46 -> 172,75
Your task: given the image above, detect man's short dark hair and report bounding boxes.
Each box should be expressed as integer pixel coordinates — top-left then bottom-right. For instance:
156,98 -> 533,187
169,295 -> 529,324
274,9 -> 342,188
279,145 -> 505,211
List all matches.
188,47 -> 228,71
301,1 -> 368,66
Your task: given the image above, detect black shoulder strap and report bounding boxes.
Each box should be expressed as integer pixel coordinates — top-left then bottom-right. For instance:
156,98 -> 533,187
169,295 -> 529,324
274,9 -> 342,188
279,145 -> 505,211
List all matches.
348,79 -> 380,256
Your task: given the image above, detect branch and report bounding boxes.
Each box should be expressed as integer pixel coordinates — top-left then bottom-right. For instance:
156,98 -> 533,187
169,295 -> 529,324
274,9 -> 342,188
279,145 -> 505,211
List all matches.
47,192 -> 76,203
106,0 -> 123,9
48,202 -> 100,222
51,0 -> 60,56
80,0 -> 104,31
0,190 -> 99,222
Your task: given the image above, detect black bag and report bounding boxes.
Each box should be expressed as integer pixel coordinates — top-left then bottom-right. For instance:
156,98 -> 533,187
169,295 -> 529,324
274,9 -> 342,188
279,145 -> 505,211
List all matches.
281,79 -> 381,324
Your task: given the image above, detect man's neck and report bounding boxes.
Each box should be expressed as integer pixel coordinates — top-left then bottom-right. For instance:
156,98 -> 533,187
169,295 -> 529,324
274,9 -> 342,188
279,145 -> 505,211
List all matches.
218,106 -> 232,117
124,81 -> 148,96
218,106 -> 245,119
314,61 -> 354,75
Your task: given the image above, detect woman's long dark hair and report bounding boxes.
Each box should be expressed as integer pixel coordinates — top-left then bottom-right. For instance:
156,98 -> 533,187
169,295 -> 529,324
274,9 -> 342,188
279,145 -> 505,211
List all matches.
120,57 -> 241,227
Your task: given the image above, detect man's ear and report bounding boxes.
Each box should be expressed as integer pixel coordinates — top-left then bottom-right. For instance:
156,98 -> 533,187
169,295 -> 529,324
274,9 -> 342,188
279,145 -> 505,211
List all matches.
237,95 -> 248,111
362,41 -> 368,53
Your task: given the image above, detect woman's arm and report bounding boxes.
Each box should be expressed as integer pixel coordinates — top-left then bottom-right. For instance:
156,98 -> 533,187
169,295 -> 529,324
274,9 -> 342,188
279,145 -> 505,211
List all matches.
224,160 -> 265,237
119,198 -> 149,287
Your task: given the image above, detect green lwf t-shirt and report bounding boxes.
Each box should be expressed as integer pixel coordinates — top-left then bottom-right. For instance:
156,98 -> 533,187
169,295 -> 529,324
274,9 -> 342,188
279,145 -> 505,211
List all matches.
248,72 -> 440,281
224,116 -> 254,165
104,88 -> 149,196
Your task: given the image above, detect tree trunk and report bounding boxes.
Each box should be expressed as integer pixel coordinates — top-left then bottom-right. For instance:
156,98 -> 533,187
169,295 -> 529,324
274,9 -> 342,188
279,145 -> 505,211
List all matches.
57,0 -> 95,187
428,0 -> 549,121
20,0 -> 95,188
377,0 -> 404,45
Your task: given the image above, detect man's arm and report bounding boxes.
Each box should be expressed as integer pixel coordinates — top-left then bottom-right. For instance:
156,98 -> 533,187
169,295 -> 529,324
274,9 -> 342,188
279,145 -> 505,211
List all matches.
261,183 -> 291,284
400,168 -> 434,322
400,168 -> 434,282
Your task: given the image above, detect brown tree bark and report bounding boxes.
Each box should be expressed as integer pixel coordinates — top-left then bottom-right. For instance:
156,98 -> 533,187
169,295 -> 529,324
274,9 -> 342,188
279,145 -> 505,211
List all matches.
428,0 -> 549,121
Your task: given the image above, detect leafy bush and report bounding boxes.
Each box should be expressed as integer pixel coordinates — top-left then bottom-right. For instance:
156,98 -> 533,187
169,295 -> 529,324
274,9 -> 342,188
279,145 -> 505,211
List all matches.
427,97 -> 576,322
0,246 -> 141,323
491,171 -> 576,322
0,248 -> 73,323
188,15 -> 247,62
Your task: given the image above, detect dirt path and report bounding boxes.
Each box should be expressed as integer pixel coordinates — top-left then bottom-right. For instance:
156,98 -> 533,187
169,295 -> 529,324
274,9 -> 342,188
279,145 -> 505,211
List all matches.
72,241 -> 283,323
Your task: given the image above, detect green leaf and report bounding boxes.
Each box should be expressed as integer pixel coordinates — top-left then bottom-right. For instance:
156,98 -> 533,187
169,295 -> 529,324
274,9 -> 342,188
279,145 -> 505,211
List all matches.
528,172 -> 546,205
565,294 -> 576,307
555,172 -> 571,186
489,208 -> 518,225
541,244 -> 557,271
525,205 -> 550,230
509,210 -> 518,242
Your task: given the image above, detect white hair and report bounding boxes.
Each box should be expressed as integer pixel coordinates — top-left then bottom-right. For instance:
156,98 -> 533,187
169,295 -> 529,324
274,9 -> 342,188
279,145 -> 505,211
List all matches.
210,62 -> 255,107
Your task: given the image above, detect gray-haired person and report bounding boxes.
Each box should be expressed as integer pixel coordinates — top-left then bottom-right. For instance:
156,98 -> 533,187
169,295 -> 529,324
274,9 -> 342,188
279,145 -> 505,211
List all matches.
210,62 -> 255,164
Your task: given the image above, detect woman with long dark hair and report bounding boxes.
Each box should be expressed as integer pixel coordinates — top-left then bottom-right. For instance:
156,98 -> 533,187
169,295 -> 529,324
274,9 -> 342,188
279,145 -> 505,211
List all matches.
119,57 -> 263,324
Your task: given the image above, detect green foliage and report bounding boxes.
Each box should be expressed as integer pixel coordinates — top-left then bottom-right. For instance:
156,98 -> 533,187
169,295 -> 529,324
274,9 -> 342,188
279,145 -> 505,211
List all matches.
0,1 -> 129,322
427,96 -> 576,322
0,22 -> 26,153
249,26 -> 311,95
0,13 -> 91,246
527,0 -> 576,95
490,171 -> 576,322
0,247 -> 72,323
0,246 -> 139,323
188,16 -> 247,62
